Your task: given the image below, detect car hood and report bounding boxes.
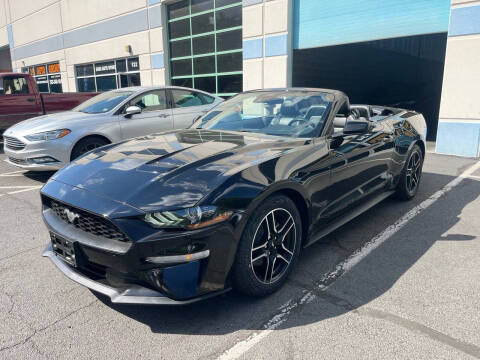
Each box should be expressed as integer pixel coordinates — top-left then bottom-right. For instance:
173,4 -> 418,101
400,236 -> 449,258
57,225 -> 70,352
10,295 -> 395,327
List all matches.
48,129 -> 311,212
3,111 -> 105,137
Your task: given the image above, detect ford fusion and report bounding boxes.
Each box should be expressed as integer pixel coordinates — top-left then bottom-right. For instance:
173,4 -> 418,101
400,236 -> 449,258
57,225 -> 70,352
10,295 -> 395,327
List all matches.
41,89 -> 426,304
3,86 -> 222,171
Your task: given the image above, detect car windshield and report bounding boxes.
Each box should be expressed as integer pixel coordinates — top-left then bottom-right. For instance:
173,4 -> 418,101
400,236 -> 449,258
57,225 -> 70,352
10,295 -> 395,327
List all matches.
73,91 -> 134,114
194,91 -> 334,138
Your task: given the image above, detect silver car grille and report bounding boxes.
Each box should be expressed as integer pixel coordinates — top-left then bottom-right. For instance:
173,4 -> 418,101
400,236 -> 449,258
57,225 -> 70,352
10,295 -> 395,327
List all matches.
4,136 -> 26,151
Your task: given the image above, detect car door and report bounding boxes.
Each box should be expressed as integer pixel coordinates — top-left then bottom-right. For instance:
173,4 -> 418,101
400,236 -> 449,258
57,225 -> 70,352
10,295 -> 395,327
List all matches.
0,75 -> 43,129
168,89 -> 215,129
322,114 -> 395,222
119,89 -> 173,139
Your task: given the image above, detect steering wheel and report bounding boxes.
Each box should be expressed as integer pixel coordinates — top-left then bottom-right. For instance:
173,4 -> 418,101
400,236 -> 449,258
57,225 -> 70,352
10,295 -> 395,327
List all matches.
288,118 -> 307,127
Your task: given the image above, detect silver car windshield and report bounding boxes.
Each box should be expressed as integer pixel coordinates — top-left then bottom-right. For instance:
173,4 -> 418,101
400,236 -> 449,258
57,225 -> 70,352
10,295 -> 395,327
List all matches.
73,91 -> 134,114
195,91 -> 334,138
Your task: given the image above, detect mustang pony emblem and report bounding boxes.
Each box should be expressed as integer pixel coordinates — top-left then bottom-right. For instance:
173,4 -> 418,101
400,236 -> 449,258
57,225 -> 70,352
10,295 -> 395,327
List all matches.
64,208 -> 79,224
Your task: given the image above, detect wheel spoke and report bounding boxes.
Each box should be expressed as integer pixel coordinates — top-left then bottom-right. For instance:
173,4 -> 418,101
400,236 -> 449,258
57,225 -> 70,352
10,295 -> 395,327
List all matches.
269,257 -> 277,282
277,216 -> 293,234
281,243 -> 294,256
252,241 -> 268,252
252,253 -> 267,263
263,256 -> 270,282
277,254 -> 290,264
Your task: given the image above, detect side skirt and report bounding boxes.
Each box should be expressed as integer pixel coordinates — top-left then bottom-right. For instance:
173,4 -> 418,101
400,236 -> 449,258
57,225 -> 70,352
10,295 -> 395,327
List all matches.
304,190 -> 395,247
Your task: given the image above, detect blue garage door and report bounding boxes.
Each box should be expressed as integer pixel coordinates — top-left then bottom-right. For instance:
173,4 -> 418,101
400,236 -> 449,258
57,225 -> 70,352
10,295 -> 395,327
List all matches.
293,0 -> 451,50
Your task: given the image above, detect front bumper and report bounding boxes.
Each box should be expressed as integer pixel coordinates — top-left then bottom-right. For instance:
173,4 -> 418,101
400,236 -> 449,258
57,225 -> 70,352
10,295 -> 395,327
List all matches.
3,138 -> 71,171
42,244 -> 230,304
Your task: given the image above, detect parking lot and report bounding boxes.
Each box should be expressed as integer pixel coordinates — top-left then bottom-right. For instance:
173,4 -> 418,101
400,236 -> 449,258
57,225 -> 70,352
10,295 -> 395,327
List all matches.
0,148 -> 479,360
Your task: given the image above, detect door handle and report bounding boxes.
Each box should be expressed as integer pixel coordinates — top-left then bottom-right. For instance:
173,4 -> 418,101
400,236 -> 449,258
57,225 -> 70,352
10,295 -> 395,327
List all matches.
27,98 -> 35,102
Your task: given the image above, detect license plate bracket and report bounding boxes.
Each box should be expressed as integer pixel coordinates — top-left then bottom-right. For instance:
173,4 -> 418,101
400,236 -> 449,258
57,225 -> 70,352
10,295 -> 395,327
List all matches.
50,233 -> 77,267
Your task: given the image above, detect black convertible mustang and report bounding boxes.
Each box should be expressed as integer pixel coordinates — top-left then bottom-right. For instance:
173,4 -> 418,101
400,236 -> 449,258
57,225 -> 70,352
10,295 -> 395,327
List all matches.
41,89 -> 426,304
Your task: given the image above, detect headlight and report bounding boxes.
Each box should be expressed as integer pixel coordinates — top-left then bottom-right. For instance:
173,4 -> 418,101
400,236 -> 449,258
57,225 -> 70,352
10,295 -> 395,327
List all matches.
25,129 -> 71,142
143,206 -> 232,230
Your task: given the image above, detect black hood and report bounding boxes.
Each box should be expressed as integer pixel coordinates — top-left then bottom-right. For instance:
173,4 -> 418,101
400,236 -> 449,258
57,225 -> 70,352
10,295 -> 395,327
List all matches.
49,130 -> 311,212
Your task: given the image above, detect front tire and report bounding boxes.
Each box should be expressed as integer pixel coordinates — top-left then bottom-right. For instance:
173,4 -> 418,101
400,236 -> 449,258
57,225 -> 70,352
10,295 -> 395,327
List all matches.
232,195 -> 302,297
71,136 -> 109,161
395,144 -> 423,200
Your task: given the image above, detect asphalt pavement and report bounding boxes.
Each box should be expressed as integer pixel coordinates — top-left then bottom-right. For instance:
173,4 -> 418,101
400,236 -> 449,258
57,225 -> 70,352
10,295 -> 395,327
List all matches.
0,149 -> 479,360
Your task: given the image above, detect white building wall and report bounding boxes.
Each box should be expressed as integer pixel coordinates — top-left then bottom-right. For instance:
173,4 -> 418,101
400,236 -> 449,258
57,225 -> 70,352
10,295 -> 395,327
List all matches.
436,0 -> 480,157
242,0 -> 292,91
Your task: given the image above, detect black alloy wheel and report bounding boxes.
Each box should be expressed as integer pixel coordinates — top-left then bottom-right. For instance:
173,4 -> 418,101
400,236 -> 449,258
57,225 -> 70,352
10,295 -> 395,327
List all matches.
232,195 -> 302,297
71,136 -> 109,161
395,144 -> 423,200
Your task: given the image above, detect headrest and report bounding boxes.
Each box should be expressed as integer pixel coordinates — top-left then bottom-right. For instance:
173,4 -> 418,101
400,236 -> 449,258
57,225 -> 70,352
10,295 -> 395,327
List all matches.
280,100 -> 298,117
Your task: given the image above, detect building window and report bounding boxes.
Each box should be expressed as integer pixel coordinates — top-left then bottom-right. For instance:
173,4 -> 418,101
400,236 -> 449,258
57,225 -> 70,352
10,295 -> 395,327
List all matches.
75,57 -> 141,92
167,0 -> 243,97
21,62 -> 63,93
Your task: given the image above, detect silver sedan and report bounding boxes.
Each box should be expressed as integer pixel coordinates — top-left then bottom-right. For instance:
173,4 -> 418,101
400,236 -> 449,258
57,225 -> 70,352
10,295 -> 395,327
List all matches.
3,86 -> 223,171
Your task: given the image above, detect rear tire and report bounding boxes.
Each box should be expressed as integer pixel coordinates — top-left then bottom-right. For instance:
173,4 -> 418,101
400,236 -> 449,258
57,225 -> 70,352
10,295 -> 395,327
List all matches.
394,144 -> 423,200
71,136 -> 109,161
232,195 -> 302,297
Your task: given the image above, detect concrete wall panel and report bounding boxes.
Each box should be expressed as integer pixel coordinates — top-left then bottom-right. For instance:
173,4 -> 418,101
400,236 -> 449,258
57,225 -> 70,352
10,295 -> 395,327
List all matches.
243,58 -> 263,90
243,5 -> 262,38
264,0 -> 288,35
64,31 -> 150,66
150,27 -> 164,53
9,0 -> 57,22
12,3 -> 62,46
152,68 -> 165,86
60,0 -> 146,31
439,35 -> 480,120
263,55 -> 287,88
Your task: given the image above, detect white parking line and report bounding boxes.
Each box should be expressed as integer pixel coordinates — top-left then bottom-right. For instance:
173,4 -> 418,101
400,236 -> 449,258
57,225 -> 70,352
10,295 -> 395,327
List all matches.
217,160 -> 480,360
0,185 -> 42,197
0,170 -> 27,177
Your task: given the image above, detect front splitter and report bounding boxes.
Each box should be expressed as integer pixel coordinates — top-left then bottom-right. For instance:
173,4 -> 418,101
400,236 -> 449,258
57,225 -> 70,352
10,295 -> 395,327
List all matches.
42,244 -> 230,305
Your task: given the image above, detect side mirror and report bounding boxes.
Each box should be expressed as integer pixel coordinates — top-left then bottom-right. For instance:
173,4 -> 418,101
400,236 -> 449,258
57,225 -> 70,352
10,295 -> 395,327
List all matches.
125,105 -> 142,118
343,118 -> 371,135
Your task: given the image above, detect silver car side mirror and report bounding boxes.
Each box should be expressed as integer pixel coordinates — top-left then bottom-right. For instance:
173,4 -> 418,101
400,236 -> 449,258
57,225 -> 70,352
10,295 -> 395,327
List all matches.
125,105 -> 142,117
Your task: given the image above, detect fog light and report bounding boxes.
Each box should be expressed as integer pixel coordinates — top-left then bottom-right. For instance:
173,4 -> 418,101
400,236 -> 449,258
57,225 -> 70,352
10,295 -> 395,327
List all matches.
31,156 -> 58,164
145,250 -> 210,264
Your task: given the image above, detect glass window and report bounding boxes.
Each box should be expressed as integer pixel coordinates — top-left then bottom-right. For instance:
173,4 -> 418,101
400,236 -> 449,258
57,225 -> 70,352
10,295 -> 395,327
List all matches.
119,73 -> 141,88
218,74 -> 242,93
116,60 -> 127,73
167,0 -> 242,96
192,35 -> 215,55
171,89 -> 204,108
77,77 -> 96,92
216,6 -> 241,30
0,76 -> 29,95
35,65 -> 47,76
198,92 -> 215,104
127,57 -> 140,72
197,91 -> 334,138
170,39 -> 191,58
74,91 -> 134,114
36,76 -> 49,93
172,78 -> 193,88
96,76 -> 117,92
194,56 -> 215,74
216,0 -> 240,6
171,59 -> 192,77
217,52 -> 242,73
76,64 -> 94,77
169,18 -> 190,39
191,0 -> 213,14
216,29 -> 242,51
48,74 -> 63,93
191,13 -> 214,35
129,90 -> 167,112
195,76 -> 216,94
95,61 -> 116,75
168,0 -> 189,19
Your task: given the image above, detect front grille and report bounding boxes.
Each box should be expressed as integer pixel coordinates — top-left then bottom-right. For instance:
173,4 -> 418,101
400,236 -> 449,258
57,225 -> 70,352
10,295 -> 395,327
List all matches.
8,157 -> 29,165
49,200 -> 129,242
4,136 -> 26,151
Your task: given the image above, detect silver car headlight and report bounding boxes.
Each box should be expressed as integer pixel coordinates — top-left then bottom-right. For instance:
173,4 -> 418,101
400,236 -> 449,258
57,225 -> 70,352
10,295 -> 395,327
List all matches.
143,206 -> 232,230
25,129 -> 71,142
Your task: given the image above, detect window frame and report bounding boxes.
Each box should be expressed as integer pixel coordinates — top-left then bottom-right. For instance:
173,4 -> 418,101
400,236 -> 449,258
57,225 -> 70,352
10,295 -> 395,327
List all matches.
167,0 -> 243,97
21,61 -> 62,94
75,56 -> 141,93
126,89 -> 170,113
